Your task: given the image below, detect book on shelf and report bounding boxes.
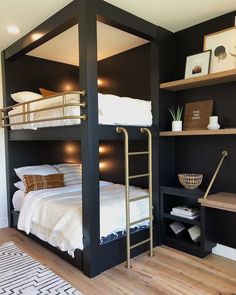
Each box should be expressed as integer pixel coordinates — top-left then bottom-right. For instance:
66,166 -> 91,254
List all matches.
170,211 -> 200,220
169,221 -> 185,235
172,205 -> 200,217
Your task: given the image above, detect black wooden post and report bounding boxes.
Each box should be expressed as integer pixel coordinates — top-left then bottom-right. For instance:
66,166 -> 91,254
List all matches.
150,36 -> 160,245
78,0 -> 100,277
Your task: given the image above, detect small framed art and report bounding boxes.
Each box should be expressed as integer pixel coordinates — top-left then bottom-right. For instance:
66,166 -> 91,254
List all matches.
184,51 -> 211,79
204,26 -> 236,73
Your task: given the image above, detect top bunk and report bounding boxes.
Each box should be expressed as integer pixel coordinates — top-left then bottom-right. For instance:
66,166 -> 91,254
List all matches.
1,90 -> 157,141
1,0 -> 161,141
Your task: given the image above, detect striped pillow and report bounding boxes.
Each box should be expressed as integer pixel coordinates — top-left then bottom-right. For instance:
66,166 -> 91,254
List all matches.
55,163 -> 82,186
24,174 -> 64,193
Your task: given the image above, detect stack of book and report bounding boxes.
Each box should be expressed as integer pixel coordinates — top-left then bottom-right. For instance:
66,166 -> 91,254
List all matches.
170,205 -> 200,220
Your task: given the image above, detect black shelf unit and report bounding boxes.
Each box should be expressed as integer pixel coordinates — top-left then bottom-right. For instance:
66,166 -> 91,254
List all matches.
160,186 -> 216,258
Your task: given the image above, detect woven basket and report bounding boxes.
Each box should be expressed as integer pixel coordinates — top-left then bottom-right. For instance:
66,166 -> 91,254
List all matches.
178,174 -> 203,189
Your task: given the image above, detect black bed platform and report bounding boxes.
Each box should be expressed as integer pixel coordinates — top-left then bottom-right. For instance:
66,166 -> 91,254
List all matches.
9,125 -> 158,141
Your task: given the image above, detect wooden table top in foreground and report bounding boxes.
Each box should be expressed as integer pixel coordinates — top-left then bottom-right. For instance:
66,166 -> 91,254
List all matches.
199,192 -> 236,213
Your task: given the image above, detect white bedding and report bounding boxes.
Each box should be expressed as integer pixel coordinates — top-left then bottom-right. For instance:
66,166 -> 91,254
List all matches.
17,183 -> 149,256
9,93 -> 152,129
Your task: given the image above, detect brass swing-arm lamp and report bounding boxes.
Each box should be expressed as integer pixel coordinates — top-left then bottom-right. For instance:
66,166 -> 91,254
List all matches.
203,150 -> 228,199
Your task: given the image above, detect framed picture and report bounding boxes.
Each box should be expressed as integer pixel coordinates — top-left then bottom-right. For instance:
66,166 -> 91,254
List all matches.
184,51 -> 211,79
204,26 -> 236,73
183,100 -> 213,130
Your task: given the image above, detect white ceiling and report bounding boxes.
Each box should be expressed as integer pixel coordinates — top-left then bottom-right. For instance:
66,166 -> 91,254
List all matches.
28,23 -> 148,66
0,0 -> 235,51
105,0 -> 236,32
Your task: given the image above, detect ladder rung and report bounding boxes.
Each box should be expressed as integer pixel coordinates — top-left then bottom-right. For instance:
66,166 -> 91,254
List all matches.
128,151 -> 149,156
130,217 -> 150,227
130,238 -> 151,250
129,173 -> 149,179
129,195 -> 149,203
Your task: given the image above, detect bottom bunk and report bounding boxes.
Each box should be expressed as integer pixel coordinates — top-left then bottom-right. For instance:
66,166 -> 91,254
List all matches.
7,138 -> 158,277
11,180 -> 157,276
13,181 -> 149,254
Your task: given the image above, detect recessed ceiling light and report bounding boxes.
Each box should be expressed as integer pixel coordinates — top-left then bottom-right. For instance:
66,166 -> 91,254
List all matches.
7,25 -> 20,34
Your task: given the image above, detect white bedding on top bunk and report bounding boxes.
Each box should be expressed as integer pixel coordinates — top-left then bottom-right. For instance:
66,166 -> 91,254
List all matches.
9,93 -> 152,130
17,182 -> 149,256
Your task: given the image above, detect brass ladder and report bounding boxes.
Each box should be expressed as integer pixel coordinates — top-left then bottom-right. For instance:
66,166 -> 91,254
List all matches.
116,127 -> 153,269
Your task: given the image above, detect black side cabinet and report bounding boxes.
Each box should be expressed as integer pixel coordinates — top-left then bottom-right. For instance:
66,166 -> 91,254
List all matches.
160,186 -> 216,257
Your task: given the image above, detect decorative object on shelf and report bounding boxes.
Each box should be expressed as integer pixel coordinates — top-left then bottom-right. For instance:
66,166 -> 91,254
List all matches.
169,221 -> 185,235
169,106 -> 183,131
183,100 -> 213,130
188,225 -> 201,243
178,174 -> 203,190
184,50 -> 211,78
204,26 -> 236,73
171,205 -> 200,220
207,116 -> 220,130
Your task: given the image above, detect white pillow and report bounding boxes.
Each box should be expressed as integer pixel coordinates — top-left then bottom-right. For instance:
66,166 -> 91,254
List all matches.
14,164 -> 58,181
11,91 -> 42,103
14,181 -> 26,192
12,190 -> 25,212
55,163 -> 82,186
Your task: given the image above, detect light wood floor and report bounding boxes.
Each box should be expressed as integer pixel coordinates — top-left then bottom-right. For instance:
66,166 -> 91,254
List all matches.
0,228 -> 236,295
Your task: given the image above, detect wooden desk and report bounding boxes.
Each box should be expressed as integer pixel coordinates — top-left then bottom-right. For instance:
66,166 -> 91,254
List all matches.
199,192 -> 236,249
199,192 -> 236,213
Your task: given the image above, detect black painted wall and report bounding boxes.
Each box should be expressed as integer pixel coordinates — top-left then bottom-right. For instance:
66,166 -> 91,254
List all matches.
98,44 -> 150,100
5,44 -> 150,105
166,11 -> 236,192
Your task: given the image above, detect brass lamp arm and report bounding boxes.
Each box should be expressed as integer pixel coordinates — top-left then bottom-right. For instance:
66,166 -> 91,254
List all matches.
204,150 -> 228,199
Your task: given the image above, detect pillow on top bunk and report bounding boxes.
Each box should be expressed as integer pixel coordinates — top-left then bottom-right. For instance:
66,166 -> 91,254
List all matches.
54,163 -> 82,186
15,164 -> 58,181
39,88 -> 59,97
11,91 -> 42,103
23,174 -> 64,193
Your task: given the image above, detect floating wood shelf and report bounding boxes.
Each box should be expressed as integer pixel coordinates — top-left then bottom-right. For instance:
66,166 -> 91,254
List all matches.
160,128 -> 236,137
160,68 -> 236,91
199,192 -> 236,213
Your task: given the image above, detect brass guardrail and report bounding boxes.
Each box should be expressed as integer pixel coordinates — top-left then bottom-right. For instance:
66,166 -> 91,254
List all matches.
0,90 -> 86,128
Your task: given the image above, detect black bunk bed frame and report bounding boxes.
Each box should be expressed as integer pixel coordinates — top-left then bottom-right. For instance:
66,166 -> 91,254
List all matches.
2,0 -> 174,277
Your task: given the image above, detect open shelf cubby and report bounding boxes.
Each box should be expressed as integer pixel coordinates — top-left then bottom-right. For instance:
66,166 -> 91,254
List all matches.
163,213 -> 201,226
160,68 -> 236,91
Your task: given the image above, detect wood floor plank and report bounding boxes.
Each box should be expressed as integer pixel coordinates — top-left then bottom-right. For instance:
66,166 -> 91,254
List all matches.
0,228 -> 235,295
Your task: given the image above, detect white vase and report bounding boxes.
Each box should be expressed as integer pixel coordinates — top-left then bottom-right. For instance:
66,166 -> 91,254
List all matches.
207,116 -> 220,130
172,121 -> 182,132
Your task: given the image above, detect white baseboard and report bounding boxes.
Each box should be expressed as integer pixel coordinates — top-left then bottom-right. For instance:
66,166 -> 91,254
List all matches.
212,244 -> 236,261
0,217 -> 8,228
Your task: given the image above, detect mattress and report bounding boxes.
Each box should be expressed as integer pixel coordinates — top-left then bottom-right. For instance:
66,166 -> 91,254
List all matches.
9,93 -> 152,129
17,182 -> 149,256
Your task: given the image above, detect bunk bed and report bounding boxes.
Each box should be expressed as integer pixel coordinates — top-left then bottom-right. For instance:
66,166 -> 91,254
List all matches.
1,0 -> 172,277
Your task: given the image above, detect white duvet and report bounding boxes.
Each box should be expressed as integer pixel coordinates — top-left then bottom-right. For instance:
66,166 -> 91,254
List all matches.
17,182 -> 149,256
9,93 -> 152,129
